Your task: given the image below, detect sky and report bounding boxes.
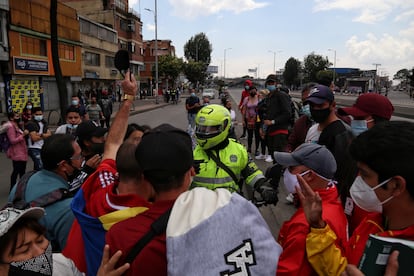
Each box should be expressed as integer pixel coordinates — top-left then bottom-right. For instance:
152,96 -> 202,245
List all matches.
131,0 -> 414,80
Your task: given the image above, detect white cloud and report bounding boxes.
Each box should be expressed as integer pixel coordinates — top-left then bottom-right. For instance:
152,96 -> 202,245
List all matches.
168,0 -> 269,19
345,33 -> 414,75
146,23 -> 155,32
399,21 -> 414,38
313,0 -> 414,24
395,9 -> 414,22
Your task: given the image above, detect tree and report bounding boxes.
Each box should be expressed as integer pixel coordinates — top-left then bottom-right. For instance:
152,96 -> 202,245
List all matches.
183,33 -> 212,86
157,55 -> 183,85
303,52 -> 330,83
283,57 -> 301,87
316,70 -> 334,86
393,69 -> 409,80
184,32 -> 212,64
183,61 -> 206,86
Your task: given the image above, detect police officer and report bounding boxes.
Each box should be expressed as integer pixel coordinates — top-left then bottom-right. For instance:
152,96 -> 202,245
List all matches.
192,104 -> 278,205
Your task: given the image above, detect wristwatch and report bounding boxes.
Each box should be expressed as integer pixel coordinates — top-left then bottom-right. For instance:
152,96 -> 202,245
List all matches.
122,94 -> 135,101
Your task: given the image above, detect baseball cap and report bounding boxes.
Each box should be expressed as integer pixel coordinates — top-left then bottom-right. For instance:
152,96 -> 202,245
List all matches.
0,207 -> 45,237
274,143 -> 337,179
244,79 -> 253,87
305,84 -> 334,104
265,74 -> 278,84
76,120 -> 107,141
135,124 -> 193,177
338,93 -> 394,120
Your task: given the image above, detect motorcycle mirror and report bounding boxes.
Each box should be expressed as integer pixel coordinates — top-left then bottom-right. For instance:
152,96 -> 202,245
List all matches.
114,50 -> 130,78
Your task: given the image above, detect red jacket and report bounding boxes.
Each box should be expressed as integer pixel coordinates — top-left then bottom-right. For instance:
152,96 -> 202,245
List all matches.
347,213 -> 414,265
277,185 -> 348,276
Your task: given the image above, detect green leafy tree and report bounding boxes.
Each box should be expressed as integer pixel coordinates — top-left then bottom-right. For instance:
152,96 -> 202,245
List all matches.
303,52 -> 330,83
316,70 -> 334,86
183,61 -> 206,86
283,57 -> 301,87
184,32 -> 212,64
157,55 -> 184,84
393,69 -> 409,80
183,33 -> 212,86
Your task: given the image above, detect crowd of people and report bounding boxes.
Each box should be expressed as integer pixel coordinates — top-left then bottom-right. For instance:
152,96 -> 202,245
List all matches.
0,69 -> 410,275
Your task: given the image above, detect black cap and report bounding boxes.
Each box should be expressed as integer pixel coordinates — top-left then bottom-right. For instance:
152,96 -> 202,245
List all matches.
76,121 -> 107,141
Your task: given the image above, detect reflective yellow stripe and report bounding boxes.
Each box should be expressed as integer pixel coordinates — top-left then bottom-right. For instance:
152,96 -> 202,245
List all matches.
193,175 -> 237,184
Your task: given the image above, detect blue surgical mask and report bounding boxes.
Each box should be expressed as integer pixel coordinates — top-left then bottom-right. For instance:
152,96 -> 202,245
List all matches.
301,104 -> 311,118
27,105 -> 32,110
245,86 -> 250,90
34,115 -> 43,121
351,119 -> 373,136
72,100 -> 79,106
267,85 -> 276,92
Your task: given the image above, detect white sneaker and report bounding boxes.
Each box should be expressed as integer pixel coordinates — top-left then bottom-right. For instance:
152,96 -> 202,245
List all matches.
265,155 -> 273,163
255,153 -> 265,160
286,193 -> 294,204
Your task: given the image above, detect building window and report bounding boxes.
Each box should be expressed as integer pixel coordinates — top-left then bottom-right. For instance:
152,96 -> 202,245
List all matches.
85,52 -> 100,66
105,55 -> 114,67
119,40 -> 127,50
120,18 -> 128,32
58,43 -> 75,60
128,42 -> 135,53
21,35 -> 47,57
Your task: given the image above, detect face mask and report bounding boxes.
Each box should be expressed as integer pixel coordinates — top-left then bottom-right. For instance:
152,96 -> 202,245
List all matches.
350,176 -> 393,213
351,119 -> 373,136
245,86 -> 250,90
14,118 -> 21,123
27,105 -> 32,110
250,92 -> 256,96
267,85 -> 276,92
310,107 -> 331,123
34,115 -> 43,122
283,169 -> 310,194
301,104 -> 311,118
71,100 -> 79,106
191,93 -> 196,97
9,243 -> 53,276
90,142 -> 105,155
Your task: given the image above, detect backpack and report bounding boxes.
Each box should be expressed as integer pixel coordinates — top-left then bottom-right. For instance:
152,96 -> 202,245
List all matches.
11,171 -> 73,209
0,132 -> 10,152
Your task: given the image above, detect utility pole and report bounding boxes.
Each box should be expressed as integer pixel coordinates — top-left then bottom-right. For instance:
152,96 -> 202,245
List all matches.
373,63 -> 381,93
328,49 -> 336,86
224,48 -> 232,79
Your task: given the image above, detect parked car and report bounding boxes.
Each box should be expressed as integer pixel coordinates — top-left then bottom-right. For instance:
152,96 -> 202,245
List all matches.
202,88 -> 217,99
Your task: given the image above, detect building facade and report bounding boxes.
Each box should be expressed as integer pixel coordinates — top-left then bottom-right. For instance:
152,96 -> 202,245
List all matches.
141,39 -> 175,92
61,0 -> 144,92
7,0 -> 82,113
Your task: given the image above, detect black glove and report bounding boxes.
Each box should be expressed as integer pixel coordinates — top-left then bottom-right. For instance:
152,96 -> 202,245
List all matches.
254,179 -> 278,205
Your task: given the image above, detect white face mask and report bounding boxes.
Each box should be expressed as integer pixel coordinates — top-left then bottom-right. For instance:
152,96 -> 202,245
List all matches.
350,176 -> 393,213
283,169 -> 310,194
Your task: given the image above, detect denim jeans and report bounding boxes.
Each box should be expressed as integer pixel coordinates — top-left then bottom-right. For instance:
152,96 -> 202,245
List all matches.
28,148 -> 43,171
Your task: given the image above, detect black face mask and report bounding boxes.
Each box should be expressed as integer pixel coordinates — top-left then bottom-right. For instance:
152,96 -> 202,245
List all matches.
250,92 -> 256,97
90,142 -> 105,155
310,107 -> 331,123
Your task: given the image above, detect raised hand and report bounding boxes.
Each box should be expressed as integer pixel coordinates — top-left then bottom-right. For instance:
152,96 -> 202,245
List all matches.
296,174 -> 326,228
97,244 -> 130,276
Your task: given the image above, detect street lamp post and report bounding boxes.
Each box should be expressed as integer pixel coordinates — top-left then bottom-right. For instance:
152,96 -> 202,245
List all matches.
223,48 -> 232,79
145,0 -> 158,104
268,50 -> 282,74
328,49 -> 336,86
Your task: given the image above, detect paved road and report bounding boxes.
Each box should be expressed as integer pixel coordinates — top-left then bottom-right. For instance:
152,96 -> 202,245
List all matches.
1,87 -> 413,238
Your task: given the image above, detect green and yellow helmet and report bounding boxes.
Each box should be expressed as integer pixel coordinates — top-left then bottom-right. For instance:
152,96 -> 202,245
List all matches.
195,104 -> 231,150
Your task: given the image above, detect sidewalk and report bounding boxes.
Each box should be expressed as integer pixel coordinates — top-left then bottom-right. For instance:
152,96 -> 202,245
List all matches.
0,96 -> 173,130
